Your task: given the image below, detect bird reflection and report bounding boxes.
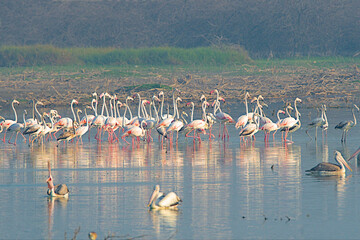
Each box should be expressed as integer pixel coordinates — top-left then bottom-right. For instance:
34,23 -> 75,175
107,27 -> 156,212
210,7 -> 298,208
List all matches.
149,209 -> 180,237
47,197 -> 69,239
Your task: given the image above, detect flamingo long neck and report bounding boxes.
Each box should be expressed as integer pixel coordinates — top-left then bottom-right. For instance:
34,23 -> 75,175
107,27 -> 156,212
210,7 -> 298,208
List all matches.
95,94 -> 98,115
142,102 -> 148,119
277,110 -> 282,122
149,103 -> 153,120
91,100 -> 97,116
352,108 -> 357,126
137,93 -> 141,118
109,97 -> 114,118
35,102 -> 42,121
71,101 -> 76,122
215,90 -> 222,114
176,100 -> 180,120
31,100 -> 35,120
104,97 -> 109,117
101,94 -> 105,116
122,105 -> 127,127
285,107 -> 291,117
160,94 -> 164,118
172,91 -> 176,118
125,98 -> 133,120
294,100 -> 300,121
191,103 -> 194,122
23,111 -> 26,127
245,94 -> 249,116
85,108 -> 89,128
202,101 -> 207,120
12,101 -> 18,123
76,110 -> 81,124
152,100 -> 159,122
113,97 -> 117,119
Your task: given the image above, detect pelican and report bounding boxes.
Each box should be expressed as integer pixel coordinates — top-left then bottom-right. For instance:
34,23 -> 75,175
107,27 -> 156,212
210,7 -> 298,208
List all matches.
46,162 -> 69,198
305,151 -> 352,175
147,185 -> 182,210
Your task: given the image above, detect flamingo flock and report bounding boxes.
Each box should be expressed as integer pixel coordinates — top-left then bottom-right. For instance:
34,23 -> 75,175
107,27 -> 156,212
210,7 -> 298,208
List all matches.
0,89 -> 358,148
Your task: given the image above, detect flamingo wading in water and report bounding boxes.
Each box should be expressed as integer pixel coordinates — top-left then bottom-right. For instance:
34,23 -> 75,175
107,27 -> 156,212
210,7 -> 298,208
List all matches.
335,104 -> 359,142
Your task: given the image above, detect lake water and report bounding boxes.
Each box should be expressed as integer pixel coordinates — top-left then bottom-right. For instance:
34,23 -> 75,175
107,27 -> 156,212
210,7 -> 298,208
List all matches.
1,105 -> 360,239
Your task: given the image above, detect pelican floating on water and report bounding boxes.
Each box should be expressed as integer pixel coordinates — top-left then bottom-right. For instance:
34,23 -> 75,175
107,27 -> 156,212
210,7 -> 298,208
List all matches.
147,185 -> 182,210
46,162 -> 69,198
306,151 -> 352,175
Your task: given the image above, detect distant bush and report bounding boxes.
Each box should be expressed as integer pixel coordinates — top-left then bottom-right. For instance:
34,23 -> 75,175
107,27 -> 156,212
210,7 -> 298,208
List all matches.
0,45 -> 252,67
0,45 -> 75,67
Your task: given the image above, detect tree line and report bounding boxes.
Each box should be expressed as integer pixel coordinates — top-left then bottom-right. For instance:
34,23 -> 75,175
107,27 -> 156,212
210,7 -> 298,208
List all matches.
0,0 -> 359,58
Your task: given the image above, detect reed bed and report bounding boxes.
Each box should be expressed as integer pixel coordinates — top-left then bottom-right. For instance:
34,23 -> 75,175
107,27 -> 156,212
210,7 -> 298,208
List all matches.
0,45 -> 251,67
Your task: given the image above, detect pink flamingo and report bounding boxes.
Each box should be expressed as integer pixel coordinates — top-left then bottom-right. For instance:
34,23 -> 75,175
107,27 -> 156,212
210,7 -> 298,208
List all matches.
279,105 -> 299,142
260,110 -> 285,141
53,99 -> 78,136
7,110 -> 27,145
1,100 -> 20,142
75,106 -> 91,144
235,92 -> 251,129
239,113 -> 260,142
210,89 -> 235,140
121,120 -> 146,145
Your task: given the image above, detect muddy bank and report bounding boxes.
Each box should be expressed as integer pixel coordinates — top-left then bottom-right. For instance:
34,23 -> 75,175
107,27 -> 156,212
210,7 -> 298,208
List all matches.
0,66 -> 359,110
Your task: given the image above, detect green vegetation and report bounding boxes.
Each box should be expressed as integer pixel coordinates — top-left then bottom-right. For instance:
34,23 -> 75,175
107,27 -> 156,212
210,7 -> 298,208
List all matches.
123,84 -> 172,92
0,45 -> 251,67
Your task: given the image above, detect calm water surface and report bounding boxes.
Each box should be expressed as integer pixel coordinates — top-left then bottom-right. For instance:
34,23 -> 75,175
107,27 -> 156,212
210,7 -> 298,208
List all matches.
1,106 -> 360,239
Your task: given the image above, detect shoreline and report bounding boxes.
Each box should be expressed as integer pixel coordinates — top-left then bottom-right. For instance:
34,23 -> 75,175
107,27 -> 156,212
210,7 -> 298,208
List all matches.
0,64 -> 359,110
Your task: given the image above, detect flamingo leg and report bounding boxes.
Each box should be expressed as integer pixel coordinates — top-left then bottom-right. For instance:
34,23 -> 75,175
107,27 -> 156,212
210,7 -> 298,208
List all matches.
8,132 -> 14,144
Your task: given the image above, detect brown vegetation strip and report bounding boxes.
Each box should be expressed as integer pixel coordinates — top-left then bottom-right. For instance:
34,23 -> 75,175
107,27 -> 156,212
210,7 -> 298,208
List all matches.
0,67 -> 359,109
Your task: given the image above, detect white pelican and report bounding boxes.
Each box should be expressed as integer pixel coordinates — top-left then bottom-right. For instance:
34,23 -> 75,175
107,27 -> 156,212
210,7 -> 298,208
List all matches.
147,185 -> 182,210
305,151 -> 352,175
46,162 -> 69,198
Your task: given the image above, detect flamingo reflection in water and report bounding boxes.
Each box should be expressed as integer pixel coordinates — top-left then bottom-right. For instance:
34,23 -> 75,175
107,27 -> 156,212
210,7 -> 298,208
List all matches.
148,185 -> 182,210
306,151 -> 352,175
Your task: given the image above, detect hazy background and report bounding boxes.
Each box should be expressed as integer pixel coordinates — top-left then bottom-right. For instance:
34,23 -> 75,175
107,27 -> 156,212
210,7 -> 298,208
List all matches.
1,0 -> 359,58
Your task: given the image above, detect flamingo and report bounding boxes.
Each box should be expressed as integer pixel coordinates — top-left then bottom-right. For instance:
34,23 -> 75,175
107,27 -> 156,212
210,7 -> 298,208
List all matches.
165,97 -> 184,143
53,99 -> 78,135
335,104 -> 359,142
75,106 -> 91,144
147,185 -> 182,210
1,99 -> 20,142
183,101 -> 209,143
210,89 -> 235,140
143,96 -> 160,142
91,93 -> 108,141
306,151 -> 352,175
239,113 -> 260,141
305,104 -> 327,140
156,90 -> 178,138
235,92 -> 251,129
121,120 -> 147,145
279,105 -> 300,142
46,161 -> 69,198
7,110 -> 27,145
260,110 -> 285,141
280,98 -> 302,139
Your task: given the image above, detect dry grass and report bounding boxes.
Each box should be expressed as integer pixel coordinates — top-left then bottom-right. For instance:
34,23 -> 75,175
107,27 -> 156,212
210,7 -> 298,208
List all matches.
0,63 -> 359,108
